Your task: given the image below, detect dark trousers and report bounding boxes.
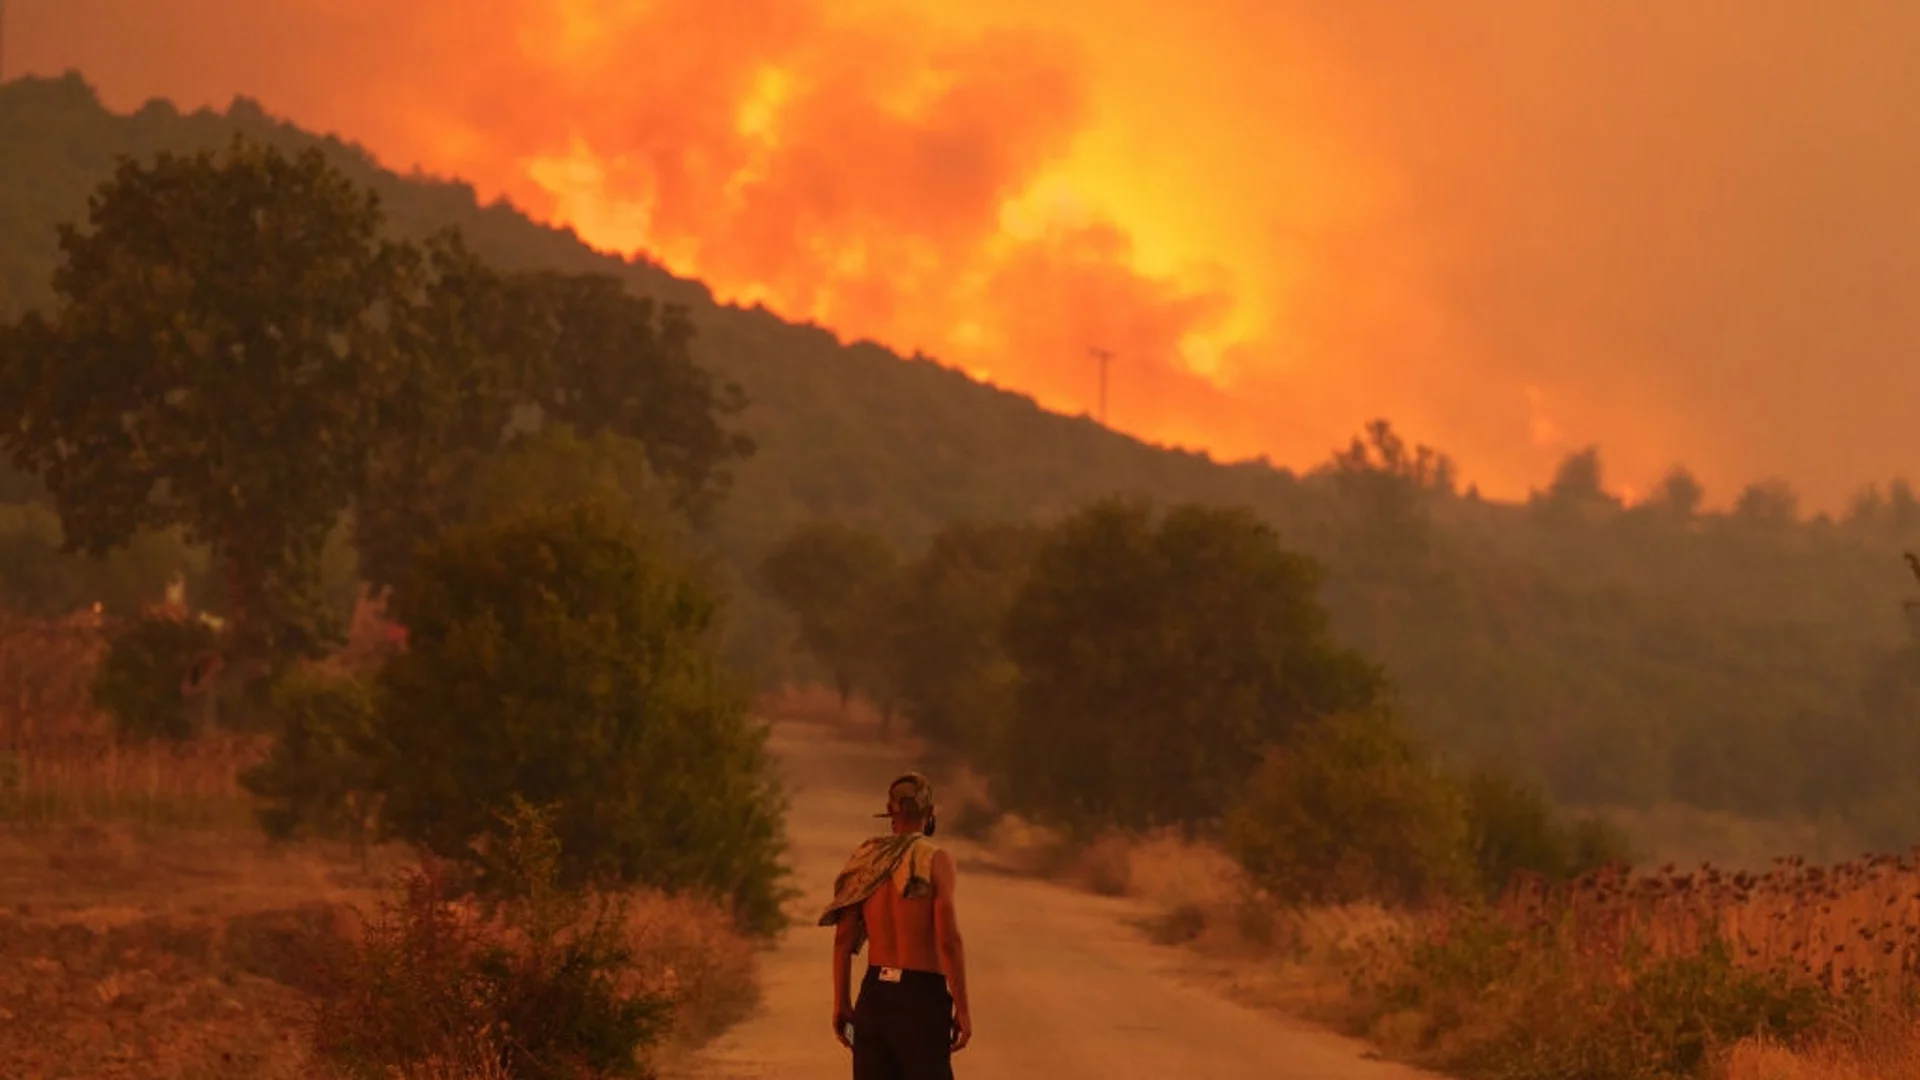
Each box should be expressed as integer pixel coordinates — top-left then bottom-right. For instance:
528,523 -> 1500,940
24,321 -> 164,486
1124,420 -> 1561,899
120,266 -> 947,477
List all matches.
852,966 -> 954,1080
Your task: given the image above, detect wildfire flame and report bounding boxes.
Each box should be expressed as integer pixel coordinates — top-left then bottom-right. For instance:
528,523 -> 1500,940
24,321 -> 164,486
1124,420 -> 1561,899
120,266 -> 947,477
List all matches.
21,1 -> 1920,507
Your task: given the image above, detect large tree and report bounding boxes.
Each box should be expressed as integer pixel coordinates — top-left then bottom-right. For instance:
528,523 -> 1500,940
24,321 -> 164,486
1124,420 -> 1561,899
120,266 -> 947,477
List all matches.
352,257 -> 755,593
0,137 -> 408,659
517,271 -> 753,523
372,500 -> 790,934
349,231 -> 535,592
999,499 -> 1385,831
886,521 -> 1040,753
1326,418 -> 1457,573
757,521 -> 901,710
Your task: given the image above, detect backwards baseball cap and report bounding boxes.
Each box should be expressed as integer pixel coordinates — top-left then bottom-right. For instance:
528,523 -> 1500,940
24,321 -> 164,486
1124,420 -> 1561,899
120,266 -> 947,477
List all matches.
874,771 -> 935,818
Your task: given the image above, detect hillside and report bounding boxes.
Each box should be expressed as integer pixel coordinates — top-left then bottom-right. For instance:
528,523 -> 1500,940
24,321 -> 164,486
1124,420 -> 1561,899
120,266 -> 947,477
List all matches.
4,72 -> 1919,857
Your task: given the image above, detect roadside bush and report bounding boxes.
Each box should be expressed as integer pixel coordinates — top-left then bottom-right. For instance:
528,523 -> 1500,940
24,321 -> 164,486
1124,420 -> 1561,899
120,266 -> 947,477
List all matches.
1357,913 -> 1829,1080
1459,768 -> 1633,898
1224,708 -> 1469,907
91,613 -> 220,742
313,800 -> 674,1080
239,666 -> 381,849
373,501 -> 790,935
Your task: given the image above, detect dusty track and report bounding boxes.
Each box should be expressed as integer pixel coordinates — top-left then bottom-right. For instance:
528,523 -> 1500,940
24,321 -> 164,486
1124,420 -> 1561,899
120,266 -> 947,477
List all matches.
669,719 -> 1437,1079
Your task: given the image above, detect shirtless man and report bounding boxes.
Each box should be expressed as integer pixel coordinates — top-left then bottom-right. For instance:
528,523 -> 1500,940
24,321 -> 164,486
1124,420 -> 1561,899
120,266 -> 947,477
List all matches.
819,772 -> 972,1079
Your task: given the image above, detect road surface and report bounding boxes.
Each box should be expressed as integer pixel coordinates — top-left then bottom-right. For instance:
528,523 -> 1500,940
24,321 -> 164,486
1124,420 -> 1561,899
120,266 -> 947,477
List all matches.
669,719 -> 1437,1080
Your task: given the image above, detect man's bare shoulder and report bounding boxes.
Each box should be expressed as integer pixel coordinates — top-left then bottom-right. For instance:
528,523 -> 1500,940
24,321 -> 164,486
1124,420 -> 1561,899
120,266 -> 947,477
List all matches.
929,845 -> 959,893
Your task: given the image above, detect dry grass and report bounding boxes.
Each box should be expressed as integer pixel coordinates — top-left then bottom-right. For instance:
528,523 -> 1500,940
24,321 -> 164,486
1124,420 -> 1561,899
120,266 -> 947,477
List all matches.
1006,819 -> 1920,1079
1484,854 -> 1920,1010
0,621 -> 765,1077
0,820 -> 765,1079
1031,825 -> 1413,1020
619,889 -> 763,1050
1328,853 -> 1920,1078
1722,1026 -> 1920,1080
978,812 -> 1074,877
0,610 -> 109,745
0,822 -> 396,1079
1068,828 -> 1242,908
0,733 -> 263,829
0,737 -> 764,1080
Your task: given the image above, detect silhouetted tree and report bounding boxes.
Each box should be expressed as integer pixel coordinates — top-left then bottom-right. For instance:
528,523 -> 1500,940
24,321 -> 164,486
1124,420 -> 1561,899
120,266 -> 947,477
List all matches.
1643,465 -> 1706,519
1845,479 -> 1920,542
998,499 -> 1383,832
1733,478 -> 1799,528
353,245 -> 754,593
885,521 -> 1040,753
1327,419 -> 1456,570
0,137 -> 408,662
757,522 -> 900,711
375,501 -> 789,934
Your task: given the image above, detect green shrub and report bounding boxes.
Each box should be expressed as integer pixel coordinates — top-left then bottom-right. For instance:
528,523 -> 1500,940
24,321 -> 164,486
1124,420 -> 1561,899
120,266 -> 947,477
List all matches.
1224,708 -> 1469,907
1459,769 -> 1633,898
1568,814 -> 1636,880
91,614 -> 221,742
373,501 -> 791,935
239,666 -> 382,848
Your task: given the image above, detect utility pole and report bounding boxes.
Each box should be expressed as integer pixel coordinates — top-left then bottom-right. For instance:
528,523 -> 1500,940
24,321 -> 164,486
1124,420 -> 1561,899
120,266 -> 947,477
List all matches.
1089,346 -> 1114,426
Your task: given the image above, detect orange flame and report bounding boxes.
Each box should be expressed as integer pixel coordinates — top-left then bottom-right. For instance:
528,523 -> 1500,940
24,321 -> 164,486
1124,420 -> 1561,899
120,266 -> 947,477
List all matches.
22,1 -> 1920,508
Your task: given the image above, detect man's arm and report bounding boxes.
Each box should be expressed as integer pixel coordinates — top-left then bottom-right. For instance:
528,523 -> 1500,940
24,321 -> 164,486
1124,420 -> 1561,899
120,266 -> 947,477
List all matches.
931,849 -> 971,1050
831,913 -> 860,1048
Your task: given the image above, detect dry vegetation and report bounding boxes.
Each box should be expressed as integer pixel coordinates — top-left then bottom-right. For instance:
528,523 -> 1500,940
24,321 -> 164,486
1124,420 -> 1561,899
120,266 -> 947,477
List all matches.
1,735 -> 263,830
0,817 -> 761,1078
0,614 -> 763,1079
977,807 -> 1920,1080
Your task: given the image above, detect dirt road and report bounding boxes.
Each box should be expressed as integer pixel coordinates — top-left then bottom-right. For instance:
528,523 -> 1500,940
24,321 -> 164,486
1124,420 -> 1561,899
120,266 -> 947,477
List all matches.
669,720 -> 1437,1080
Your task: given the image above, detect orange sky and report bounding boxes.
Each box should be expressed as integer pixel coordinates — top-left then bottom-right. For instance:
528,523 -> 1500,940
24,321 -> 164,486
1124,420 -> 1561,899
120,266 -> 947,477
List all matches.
14,0 -> 1920,509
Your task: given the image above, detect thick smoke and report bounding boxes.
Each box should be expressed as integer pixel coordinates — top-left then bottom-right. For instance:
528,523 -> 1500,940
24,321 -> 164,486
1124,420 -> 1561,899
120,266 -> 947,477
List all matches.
16,1 -> 1920,505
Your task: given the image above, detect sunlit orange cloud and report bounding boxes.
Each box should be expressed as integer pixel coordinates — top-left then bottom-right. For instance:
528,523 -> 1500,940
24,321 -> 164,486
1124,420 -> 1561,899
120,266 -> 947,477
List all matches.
20,1 -> 1920,509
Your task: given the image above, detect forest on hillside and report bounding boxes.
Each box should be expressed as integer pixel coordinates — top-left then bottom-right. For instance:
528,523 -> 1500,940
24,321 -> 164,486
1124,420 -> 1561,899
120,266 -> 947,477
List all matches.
4,73 -> 1920,860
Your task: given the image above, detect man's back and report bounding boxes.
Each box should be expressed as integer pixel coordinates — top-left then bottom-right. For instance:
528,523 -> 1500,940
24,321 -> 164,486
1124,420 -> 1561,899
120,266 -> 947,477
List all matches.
859,848 -> 945,974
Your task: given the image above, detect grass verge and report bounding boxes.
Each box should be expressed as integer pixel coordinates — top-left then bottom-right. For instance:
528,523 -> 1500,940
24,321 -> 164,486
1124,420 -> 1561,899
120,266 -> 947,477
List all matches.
0,778 -> 763,1077
993,819 -> 1920,1080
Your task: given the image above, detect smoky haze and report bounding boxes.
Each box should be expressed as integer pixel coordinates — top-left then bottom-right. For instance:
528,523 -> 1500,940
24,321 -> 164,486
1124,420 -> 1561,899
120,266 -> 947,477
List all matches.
11,0 -> 1920,509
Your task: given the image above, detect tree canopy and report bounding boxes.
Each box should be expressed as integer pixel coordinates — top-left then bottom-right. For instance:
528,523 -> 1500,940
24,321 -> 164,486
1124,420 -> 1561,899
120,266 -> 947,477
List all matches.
0,138 -> 406,658
883,521 -> 1040,751
997,499 -> 1385,831
0,131 -> 756,666
756,521 -> 900,709
372,501 -> 790,933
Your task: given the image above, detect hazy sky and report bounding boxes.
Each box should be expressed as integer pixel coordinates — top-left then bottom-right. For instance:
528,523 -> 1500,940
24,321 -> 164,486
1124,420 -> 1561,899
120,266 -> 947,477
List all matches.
12,1 -> 1920,508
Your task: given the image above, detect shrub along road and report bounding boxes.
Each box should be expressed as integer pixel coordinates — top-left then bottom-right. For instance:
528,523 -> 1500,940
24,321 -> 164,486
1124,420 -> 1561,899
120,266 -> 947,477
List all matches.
669,718 -> 1436,1080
